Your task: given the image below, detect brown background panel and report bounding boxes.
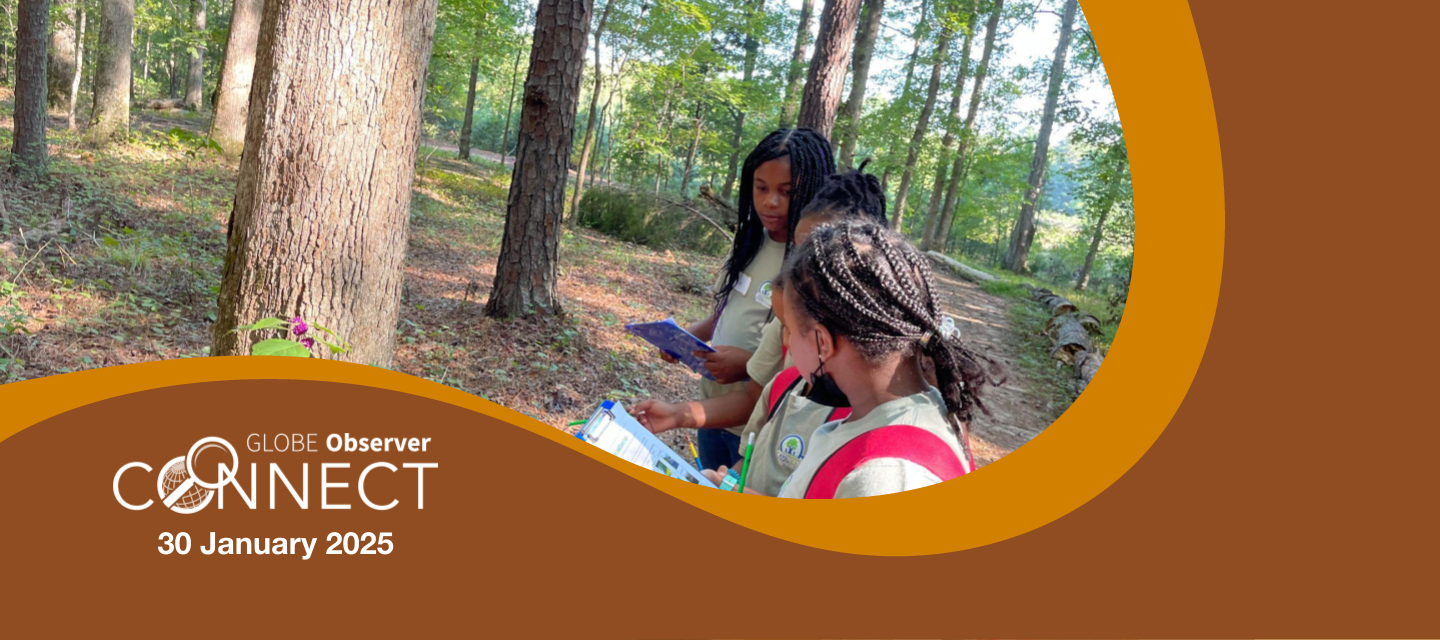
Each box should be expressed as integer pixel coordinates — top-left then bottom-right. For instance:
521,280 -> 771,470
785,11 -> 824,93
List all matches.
4,1 -> 1440,637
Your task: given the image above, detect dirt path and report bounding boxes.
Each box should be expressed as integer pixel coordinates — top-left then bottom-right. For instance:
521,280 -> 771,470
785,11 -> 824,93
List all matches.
927,271 -> 1051,466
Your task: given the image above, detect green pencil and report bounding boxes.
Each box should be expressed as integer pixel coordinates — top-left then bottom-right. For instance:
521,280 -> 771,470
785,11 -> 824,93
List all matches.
736,432 -> 755,494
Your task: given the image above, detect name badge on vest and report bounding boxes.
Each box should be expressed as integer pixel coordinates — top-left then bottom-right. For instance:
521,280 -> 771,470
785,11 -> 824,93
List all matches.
735,272 -> 752,295
755,281 -> 773,309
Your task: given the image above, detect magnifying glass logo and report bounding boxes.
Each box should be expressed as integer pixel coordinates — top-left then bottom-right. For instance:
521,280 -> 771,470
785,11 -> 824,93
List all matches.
161,437 -> 240,509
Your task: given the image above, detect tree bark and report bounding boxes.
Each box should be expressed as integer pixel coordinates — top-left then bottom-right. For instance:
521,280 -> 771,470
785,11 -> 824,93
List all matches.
796,0 -> 860,141
85,0 -> 133,148
208,0 -> 263,158
680,101 -> 704,195
485,0 -> 594,318
1076,155 -> 1126,291
10,0 -> 47,179
835,0 -> 884,169
458,56 -> 479,159
888,21 -> 952,232
66,3 -> 84,130
919,5 -> 975,250
777,0 -> 814,128
722,0 -> 765,200
499,44 -> 522,164
213,0 -> 439,367
183,0 -> 206,109
48,0 -> 76,110
568,0 -> 615,221
900,0 -> 931,99
931,0 -> 1000,252
1005,0 -> 1077,273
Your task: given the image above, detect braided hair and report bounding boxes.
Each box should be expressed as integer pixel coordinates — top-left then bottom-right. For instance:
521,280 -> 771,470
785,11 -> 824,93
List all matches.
797,159 -> 888,228
715,128 -> 836,315
778,220 -> 1005,436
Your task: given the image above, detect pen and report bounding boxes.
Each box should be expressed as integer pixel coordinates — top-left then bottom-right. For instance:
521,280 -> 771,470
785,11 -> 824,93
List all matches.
736,432 -> 755,494
685,434 -> 702,471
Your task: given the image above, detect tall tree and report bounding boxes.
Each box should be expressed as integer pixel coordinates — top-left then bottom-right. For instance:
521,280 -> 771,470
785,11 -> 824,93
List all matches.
183,0 -> 206,109
484,0 -> 594,318
835,0 -> 884,168
889,17 -> 955,232
796,0 -> 860,140
1074,119 -> 1129,290
721,0 -> 765,200
458,55 -> 479,159
65,3 -> 83,130
679,100 -> 704,194
927,0 -> 1001,251
1005,0 -> 1077,272
213,0 -> 440,366
499,43 -> 522,164
84,0 -> 133,148
777,0 -> 813,128
9,0 -> 46,179
47,0 -> 76,110
209,0 -> 263,158
567,0 -> 615,221
919,2 -> 976,248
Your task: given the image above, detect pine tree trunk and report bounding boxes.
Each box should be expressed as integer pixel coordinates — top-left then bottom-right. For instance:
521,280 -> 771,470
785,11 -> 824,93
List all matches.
66,4 -> 84,130
920,5 -> 974,250
1005,0 -> 1077,273
85,0 -> 133,148
889,21 -> 953,233
722,0 -> 765,200
48,0 -> 76,110
933,0 -> 1001,252
777,0 -> 813,128
213,0 -> 440,366
797,0 -> 860,141
10,0 -> 47,179
835,0 -> 884,169
183,0 -> 206,109
500,45 -> 522,164
209,0 -> 262,158
485,0 -> 594,318
458,56 -> 478,160
568,0 -> 615,222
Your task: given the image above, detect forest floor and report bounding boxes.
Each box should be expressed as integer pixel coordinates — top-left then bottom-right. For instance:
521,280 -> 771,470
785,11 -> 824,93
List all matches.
0,91 -> 1063,466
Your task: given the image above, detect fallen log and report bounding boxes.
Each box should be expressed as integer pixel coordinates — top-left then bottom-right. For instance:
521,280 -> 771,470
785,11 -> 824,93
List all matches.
1075,350 -> 1104,393
143,98 -> 185,110
1047,312 -> 1093,365
925,251 -> 999,284
1045,311 -> 1101,336
1035,293 -> 1077,315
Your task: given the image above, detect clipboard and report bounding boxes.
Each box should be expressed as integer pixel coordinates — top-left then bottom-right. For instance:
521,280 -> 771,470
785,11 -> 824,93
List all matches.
624,317 -> 717,381
575,401 -> 719,489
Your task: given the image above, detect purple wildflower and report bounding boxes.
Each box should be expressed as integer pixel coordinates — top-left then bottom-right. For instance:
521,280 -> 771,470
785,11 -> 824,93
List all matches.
301,337 -> 316,349
291,317 -> 309,336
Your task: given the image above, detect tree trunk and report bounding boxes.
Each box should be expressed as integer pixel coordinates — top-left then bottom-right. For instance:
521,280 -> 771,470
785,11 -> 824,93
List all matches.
48,0 -> 76,110
722,0 -> 765,200
458,55 -> 478,159
900,0 -> 931,99
485,0 -> 594,318
888,21 -> 952,233
1076,155 -> 1125,291
568,0 -> 615,222
183,0 -> 206,109
777,0 -> 813,128
66,4 -> 84,130
933,0 -> 1000,252
919,7 -> 974,250
85,0 -> 133,148
208,0 -> 262,158
680,102 -> 704,195
500,44 -> 522,164
1005,0 -> 1077,273
0,4 -> 10,86
141,31 -> 149,86
10,0 -> 47,179
835,0 -> 884,169
797,0 -> 860,141
213,0 -> 439,366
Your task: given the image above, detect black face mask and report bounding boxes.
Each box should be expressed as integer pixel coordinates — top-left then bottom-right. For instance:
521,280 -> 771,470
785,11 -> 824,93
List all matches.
801,331 -> 851,408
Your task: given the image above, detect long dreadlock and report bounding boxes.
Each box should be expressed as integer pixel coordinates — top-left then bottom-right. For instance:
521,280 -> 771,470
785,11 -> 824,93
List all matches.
796,159 -> 888,227
714,128 -> 836,315
778,220 -> 1005,444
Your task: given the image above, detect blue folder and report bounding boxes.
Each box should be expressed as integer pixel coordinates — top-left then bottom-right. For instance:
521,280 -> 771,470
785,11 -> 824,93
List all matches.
625,318 -> 717,381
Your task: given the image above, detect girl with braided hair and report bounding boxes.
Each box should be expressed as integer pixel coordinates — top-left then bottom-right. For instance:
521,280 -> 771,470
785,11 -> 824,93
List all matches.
645,128 -> 836,470
635,165 -> 887,487
756,219 -> 1003,499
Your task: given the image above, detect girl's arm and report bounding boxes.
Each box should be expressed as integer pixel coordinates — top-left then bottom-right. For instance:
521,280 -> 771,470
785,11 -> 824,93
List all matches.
632,380 -> 764,433
687,311 -> 719,343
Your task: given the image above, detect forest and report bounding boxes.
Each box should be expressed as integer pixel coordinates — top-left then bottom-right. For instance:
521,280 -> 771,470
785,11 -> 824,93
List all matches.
0,0 -> 1132,458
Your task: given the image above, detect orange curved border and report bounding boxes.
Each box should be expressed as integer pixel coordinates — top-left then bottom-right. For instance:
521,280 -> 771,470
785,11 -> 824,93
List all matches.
0,0 -> 1221,556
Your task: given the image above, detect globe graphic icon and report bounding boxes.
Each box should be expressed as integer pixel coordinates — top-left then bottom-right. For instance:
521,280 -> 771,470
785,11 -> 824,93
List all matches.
160,458 -> 211,511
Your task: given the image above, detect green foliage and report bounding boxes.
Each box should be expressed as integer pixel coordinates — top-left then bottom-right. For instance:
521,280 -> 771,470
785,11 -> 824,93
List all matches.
233,317 -> 353,358
576,187 -> 730,255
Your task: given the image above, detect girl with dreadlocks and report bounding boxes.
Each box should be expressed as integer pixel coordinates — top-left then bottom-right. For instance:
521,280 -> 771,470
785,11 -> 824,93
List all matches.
635,166 -> 887,488
642,128 -> 835,471
748,220 -> 1003,498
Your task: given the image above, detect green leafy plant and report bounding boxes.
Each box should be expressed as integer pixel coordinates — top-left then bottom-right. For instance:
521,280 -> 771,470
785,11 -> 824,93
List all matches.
232,316 -> 352,358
